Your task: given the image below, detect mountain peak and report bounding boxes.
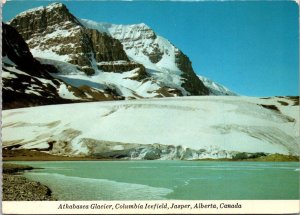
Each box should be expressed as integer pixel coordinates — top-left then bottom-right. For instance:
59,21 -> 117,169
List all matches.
137,22 -> 148,27
14,2 -> 66,19
10,2 -> 81,32
47,2 -> 65,9
80,19 -> 154,39
130,22 -> 151,29
198,75 -> 237,96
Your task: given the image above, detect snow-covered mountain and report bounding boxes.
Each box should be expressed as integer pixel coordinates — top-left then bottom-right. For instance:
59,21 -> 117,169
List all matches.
2,96 -> 299,159
198,75 -> 237,96
6,2 -> 235,102
80,19 -> 208,96
81,19 -> 237,97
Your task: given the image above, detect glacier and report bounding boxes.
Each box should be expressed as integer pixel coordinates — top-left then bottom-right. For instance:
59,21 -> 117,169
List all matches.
2,96 -> 299,160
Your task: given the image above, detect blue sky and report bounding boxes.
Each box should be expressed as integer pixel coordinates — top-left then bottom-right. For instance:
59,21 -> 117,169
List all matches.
3,1 -> 299,96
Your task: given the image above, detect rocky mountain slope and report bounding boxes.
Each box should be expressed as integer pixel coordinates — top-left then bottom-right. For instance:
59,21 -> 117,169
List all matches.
198,75 -> 237,96
2,96 -> 299,160
2,22 -> 69,109
2,22 -> 122,109
7,2 -> 234,100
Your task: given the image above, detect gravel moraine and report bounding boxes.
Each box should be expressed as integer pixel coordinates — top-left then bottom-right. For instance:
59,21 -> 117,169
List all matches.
2,163 -> 56,201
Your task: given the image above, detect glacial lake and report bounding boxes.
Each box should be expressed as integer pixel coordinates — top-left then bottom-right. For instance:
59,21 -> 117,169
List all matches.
10,161 -> 299,200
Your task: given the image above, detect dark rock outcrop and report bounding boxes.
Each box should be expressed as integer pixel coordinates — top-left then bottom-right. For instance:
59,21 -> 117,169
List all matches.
175,50 -> 209,95
97,61 -> 148,81
2,22 -> 57,77
8,3 -> 82,39
2,22 -> 69,109
153,87 -> 183,97
86,29 -> 128,62
142,43 -> 164,64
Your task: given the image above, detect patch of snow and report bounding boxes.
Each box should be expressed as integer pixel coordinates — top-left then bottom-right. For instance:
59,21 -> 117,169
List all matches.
36,77 -> 57,88
37,57 -> 82,75
44,29 -> 75,40
4,66 -> 30,76
97,61 -> 129,66
112,145 -> 124,150
25,89 -> 42,96
31,48 -> 71,62
45,2 -> 65,11
3,86 -> 14,91
30,84 -> 41,88
2,71 -> 18,79
21,142 -> 49,149
2,56 -> 17,66
13,3 -> 64,19
57,84 -> 80,100
16,6 -> 45,17
71,142 -> 89,155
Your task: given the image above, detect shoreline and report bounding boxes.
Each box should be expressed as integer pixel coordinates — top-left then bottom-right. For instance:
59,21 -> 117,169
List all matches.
2,163 -> 56,201
3,149 -> 299,162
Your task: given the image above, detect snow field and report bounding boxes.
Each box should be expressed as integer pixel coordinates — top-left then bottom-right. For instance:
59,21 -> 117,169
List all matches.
2,96 -> 299,158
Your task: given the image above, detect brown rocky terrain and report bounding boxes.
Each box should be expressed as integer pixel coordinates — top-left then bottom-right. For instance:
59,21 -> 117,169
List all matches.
3,148 -> 100,161
175,49 -> 209,95
2,163 -> 56,201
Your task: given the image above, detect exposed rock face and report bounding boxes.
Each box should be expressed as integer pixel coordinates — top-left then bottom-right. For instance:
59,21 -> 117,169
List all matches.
175,50 -> 209,95
8,3 -> 81,39
2,22 -> 64,108
85,29 -> 128,62
2,22 -> 57,77
153,87 -> 183,97
9,3 -> 129,75
97,61 -> 148,81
